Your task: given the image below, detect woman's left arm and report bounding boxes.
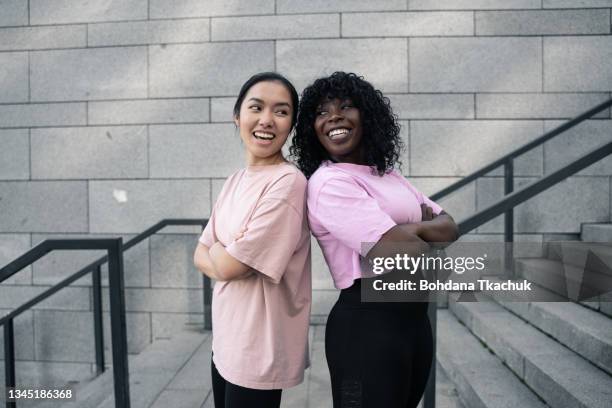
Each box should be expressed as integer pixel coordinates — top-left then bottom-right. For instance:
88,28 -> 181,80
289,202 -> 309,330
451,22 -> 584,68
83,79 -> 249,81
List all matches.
194,241 -> 252,282
406,207 -> 459,244
208,241 -> 253,281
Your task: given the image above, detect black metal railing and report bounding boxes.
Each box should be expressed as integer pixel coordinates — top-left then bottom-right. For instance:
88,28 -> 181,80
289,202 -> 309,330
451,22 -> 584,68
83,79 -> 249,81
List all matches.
0,239 -> 129,408
422,97 -> 612,408
0,219 -> 207,408
117,219 -> 211,331
431,97 -> 612,244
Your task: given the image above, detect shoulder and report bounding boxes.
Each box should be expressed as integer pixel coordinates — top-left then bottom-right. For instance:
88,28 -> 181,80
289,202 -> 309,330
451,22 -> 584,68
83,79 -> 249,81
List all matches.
307,165 -> 366,214
308,164 -> 355,193
270,163 -> 307,189
215,168 -> 246,199
264,163 -> 307,201
225,168 -> 247,185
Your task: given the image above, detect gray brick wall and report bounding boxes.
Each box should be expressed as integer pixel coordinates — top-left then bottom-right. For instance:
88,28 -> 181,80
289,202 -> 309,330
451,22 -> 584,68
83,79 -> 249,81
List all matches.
1,0 -> 611,387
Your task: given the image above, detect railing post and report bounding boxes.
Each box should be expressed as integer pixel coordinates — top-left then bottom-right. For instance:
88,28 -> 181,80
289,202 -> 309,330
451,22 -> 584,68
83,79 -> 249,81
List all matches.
92,265 -> 105,375
203,276 -> 212,331
423,299 -> 437,408
201,222 -> 212,331
504,159 -> 514,278
4,319 -> 16,408
107,238 -> 130,408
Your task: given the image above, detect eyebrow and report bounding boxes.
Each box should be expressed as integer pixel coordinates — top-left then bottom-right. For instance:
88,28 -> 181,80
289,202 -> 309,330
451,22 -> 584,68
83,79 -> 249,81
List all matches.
247,98 -> 291,108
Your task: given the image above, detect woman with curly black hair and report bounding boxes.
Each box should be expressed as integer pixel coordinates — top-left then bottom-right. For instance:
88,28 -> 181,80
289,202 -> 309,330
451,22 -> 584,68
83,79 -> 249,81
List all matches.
291,72 -> 458,407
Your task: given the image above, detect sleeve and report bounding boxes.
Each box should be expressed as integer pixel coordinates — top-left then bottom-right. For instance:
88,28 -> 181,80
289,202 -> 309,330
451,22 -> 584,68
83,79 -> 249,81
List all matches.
198,201 -> 218,247
198,174 -> 232,247
198,218 -> 215,247
225,198 -> 303,284
416,190 -> 444,216
310,176 -> 397,256
398,174 -> 444,216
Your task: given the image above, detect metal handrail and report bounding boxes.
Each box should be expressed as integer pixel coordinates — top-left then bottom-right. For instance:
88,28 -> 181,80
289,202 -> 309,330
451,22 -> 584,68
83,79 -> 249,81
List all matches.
0,219 -> 208,327
430,97 -> 612,202
425,125 -> 612,408
0,219 -> 208,408
0,239 -> 129,408
422,98 -> 612,408
457,140 -> 612,235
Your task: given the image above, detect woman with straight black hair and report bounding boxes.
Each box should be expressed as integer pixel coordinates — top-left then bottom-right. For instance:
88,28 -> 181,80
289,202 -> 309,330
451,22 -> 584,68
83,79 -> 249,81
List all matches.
195,72 -> 311,408
291,71 -> 459,407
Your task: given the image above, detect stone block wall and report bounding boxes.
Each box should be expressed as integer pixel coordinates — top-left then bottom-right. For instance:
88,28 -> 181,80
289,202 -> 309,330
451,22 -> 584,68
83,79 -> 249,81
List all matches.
1,0 -> 611,386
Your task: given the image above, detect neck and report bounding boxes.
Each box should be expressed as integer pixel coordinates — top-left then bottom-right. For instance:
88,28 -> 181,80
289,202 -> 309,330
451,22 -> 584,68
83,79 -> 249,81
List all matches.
247,152 -> 285,166
330,147 -> 365,165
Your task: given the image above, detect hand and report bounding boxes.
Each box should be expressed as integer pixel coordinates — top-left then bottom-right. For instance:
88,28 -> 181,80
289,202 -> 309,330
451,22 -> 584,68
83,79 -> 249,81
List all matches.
420,204 -> 437,221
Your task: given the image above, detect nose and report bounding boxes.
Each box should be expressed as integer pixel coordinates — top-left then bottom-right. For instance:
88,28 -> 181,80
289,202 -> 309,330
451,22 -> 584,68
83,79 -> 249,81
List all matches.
328,111 -> 344,123
259,110 -> 274,127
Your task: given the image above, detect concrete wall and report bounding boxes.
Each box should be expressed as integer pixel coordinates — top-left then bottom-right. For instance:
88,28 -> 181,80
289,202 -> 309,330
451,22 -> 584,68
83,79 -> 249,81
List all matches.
1,0 -> 611,386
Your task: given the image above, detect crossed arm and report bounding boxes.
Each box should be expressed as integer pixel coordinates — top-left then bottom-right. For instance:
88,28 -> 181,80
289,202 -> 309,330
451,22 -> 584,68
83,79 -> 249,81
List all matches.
196,205 -> 459,280
193,241 -> 252,282
367,205 -> 459,261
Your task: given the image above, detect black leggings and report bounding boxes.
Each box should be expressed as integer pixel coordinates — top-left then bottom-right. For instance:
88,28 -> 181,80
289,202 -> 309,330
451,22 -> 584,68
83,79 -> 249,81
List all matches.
325,279 -> 433,408
211,358 -> 282,408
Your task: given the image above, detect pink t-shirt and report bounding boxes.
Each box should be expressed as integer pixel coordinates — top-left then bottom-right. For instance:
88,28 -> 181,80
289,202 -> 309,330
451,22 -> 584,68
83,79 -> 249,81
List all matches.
307,162 -> 443,289
199,162 -> 311,390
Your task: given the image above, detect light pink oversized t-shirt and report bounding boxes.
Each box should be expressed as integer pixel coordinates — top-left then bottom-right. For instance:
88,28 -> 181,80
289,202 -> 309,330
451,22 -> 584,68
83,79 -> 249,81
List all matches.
307,162 -> 443,289
199,162 -> 311,390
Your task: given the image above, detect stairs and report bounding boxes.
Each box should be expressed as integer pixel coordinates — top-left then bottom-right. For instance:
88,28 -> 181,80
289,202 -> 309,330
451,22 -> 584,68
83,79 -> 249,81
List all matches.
23,223 -> 612,407
31,328 -> 212,408
25,323 -> 466,408
438,223 -> 612,408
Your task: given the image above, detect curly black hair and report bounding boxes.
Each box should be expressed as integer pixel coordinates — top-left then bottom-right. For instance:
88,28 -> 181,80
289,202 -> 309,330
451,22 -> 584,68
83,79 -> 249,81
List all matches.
290,72 -> 403,178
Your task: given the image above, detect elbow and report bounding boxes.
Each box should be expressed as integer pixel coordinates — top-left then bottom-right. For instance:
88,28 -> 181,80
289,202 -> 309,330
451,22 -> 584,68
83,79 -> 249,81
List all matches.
193,255 -> 207,277
448,221 -> 460,242
193,251 -> 203,273
453,226 -> 460,242
437,214 -> 460,243
213,267 -> 231,281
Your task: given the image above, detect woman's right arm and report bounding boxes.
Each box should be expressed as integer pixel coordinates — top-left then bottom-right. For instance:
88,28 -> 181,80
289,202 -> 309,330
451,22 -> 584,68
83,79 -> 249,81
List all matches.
366,224 -> 431,261
194,242 -> 254,282
193,242 -> 224,281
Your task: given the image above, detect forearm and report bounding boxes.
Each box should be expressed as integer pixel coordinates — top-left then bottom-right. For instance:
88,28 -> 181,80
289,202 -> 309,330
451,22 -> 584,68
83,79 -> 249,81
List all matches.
367,225 -> 430,261
410,214 -> 459,244
193,243 -> 224,281
208,242 -> 253,281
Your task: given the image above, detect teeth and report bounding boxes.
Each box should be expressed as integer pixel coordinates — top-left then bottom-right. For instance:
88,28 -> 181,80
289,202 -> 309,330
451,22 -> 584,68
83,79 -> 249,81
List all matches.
254,131 -> 275,140
328,128 -> 349,138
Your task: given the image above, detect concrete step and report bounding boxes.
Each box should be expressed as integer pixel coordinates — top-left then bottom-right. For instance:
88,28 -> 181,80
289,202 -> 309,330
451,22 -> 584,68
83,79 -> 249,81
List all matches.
96,329 -> 210,408
515,257 -> 612,316
432,362 -> 465,408
32,329 -> 211,408
486,276 -> 612,376
449,294 -> 612,408
547,241 -> 612,273
546,241 -> 612,318
149,332 -> 213,408
437,310 -> 547,408
515,258 -> 609,300
582,224 -> 612,243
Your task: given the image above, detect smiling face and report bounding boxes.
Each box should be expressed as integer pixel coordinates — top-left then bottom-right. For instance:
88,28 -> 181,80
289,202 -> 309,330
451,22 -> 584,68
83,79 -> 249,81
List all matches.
314,97 -> 364,164
235,80 -> 294,166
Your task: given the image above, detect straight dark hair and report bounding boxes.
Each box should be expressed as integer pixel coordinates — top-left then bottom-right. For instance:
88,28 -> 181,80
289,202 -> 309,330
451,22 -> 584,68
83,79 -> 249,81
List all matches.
233,72 -> 300,129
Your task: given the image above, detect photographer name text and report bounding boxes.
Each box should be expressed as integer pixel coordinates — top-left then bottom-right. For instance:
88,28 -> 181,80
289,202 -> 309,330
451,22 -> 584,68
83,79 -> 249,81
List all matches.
372,279 -> 532,292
